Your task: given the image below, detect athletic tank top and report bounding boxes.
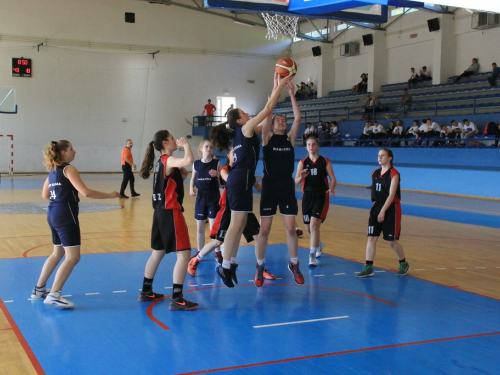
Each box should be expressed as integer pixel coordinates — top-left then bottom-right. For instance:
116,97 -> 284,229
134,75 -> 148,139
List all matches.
371,167 -> 401,203
218,164 -> 231,207
301,155 -> 330,192
263,133 -> 294,180
232,126 -> 260,174
152,154 -> 185,211
194,158 -> 219,190
48,163 -> 79,205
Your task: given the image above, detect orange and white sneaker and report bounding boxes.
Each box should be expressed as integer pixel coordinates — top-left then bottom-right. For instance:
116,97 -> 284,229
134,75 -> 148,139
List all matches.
188,256 -> 201,276
169,296 -> 199,311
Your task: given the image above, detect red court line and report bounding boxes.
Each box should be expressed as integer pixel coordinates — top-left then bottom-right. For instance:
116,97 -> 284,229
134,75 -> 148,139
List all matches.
0,297 -> 45,375
147,284 -> 396,330
178,331 -> 500,375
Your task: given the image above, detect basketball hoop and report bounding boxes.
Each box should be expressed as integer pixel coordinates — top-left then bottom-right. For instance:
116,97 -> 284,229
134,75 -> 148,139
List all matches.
262,13 -> 299,41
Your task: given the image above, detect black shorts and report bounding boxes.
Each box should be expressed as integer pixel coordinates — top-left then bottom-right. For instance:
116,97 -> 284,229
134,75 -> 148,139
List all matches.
226,169 -> 255,213
194,189 -> 220,221
47,204 -> 81,247
302,190 -> 329,224
151,209 -> 191,253
212,206 -> 259,243
260,178 -> 298,217
367,202 -> 401,241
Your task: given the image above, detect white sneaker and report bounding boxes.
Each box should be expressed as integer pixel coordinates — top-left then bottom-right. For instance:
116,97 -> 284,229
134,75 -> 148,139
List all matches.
31,286 -> 50,299
316,241 -> 325,258
309,253 -> 317,267
44,292 -> 74,309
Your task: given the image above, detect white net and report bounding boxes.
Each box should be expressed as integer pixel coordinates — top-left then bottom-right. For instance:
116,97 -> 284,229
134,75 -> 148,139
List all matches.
262,13 -> 299,41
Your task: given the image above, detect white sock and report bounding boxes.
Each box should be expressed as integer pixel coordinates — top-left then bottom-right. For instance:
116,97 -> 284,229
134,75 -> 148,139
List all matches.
257,259 -> 265,266
310,247 -> 319,254
290,257 -> 298,265
295,227 -> 300,230
222,260 -> 231,269
230,257 -> 237,264
215,246 -> 221,253
197,253 -> 204,260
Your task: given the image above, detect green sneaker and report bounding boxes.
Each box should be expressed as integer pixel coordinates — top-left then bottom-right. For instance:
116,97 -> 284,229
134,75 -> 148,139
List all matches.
356,265 -> 374,278
397,261 -> 410,276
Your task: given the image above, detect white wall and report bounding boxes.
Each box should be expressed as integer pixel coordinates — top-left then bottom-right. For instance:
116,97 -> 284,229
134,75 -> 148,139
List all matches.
0,0 -> 290,172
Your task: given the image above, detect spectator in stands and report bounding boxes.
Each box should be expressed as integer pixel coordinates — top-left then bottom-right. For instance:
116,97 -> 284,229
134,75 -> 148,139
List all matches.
372,120 -> 386,145
330,121 -> 340,145
405,119 -> 420,146
400,89 -> 412,110
360,121 -> 374,145
224,104 -> 234,116
388,120 -> 403,147
450,119 -> 464,145
487,63 -> 500,87
408,68 -> 419,88
428,118 -> 442,146
483,121 -> 500,147
305,83 -> 311,99
295,86 -> 306,101
454,58 -> 479,83
352,73 -> 368,94
302,122 -> 313,144
202,99 -> 217,126
316,120 -> 323,134
463,119 -> 478,138
440,125 -> 451,145
309,83 -> 317,99
420,66 -> 431,80
418,118 -> 433,146
318,126 -> 331,147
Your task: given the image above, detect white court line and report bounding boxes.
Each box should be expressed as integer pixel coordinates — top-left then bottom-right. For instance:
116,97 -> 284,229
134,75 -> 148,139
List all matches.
165,287 -> 173,289
334,273 -> 345,275
85,292 -> 99,295
112,290 -> 127,293
62,295 -> 72,297
191,285 -> 198,287
254,316 -> 349,329
435,268 -> 446,270
201,283 -> 214,286
374,271 -> 386,273
313,275 -> 325,277
415,269 -> 426,271
275,278 -> 283,280
4,300 -> 13,303
456,267 -> 467,269
476,267 -> 486,269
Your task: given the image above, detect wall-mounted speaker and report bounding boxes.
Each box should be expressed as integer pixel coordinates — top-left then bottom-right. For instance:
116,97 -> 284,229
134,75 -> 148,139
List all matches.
362,34 -> 373,46
427,18 -> 440,32
125,12 -> 135,23
312,46 -> 322,57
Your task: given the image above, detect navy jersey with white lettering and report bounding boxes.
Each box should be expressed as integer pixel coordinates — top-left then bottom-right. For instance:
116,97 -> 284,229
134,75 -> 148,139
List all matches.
263,133 -> 295,179
194,158 -> 219,190
371,167 -> 401,203
232,126 -> 260,174
301,156 -> 330,192
48,163 -> 79,205
152,154 -> 185,211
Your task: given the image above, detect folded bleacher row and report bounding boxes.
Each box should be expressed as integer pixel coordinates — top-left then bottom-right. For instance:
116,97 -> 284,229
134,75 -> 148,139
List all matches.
275,72 -> 500,147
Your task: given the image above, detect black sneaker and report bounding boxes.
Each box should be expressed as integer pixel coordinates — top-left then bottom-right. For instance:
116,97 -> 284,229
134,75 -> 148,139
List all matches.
169,296 -> 199,311
356,265 -> 374,278
216,265 -> 234,288
131,192 -> 140,198
120,194 -> 129,199
396,261 -> 410,276
230,263 -> 238,284
138,291 -> 164,302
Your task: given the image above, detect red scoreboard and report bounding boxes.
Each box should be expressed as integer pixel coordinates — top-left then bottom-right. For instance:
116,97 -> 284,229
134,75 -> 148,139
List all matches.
12,58 -> 32,77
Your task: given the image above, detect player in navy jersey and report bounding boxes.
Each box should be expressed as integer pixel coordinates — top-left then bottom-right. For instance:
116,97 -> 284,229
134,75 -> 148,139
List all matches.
32,140 -> 120,309
189,140 -> 221,257
357,148 -> 410,278
295,137 -> 337,267
209,73 -> 292,287
255,77 -> 304,286
187,147 -> 261,277
138,130 -> 198,310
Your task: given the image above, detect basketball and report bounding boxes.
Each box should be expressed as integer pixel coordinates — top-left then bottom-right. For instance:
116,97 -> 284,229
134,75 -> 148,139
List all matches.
275,57 -> 297,78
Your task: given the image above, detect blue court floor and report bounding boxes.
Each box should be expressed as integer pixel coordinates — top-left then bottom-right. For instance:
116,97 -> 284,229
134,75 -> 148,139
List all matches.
1,245 -> 499,375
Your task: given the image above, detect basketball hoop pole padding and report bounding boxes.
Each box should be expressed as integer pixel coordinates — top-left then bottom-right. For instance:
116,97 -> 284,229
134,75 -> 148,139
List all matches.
0,135 -> 14,175
262,13 -> 299,41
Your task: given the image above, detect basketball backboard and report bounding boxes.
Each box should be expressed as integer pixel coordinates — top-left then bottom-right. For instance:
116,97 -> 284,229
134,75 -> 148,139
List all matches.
204,0 -> 425,23
0,87 -> 17,114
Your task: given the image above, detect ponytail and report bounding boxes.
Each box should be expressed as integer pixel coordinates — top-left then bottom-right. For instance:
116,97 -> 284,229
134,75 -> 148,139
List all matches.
43,140 -> 70,171
140,130 -> 171,179
210,121 -> 234,152
379,148 -> 394,166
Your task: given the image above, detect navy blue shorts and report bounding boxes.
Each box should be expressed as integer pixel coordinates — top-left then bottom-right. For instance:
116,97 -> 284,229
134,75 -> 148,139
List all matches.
47,203 -> 81,247
260,177 -> 298,217
226,169 -> 255,213
194,189 -> 220,221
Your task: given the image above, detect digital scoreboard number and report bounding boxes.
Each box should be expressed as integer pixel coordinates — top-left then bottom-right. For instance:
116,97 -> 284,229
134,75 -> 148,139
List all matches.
12,58 -> 32,77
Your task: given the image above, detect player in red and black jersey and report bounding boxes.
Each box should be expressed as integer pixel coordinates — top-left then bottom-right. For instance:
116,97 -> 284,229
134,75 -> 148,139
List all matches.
295,137 -> 336,268
138,130 -> 198,311
357,148 -> 409,278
